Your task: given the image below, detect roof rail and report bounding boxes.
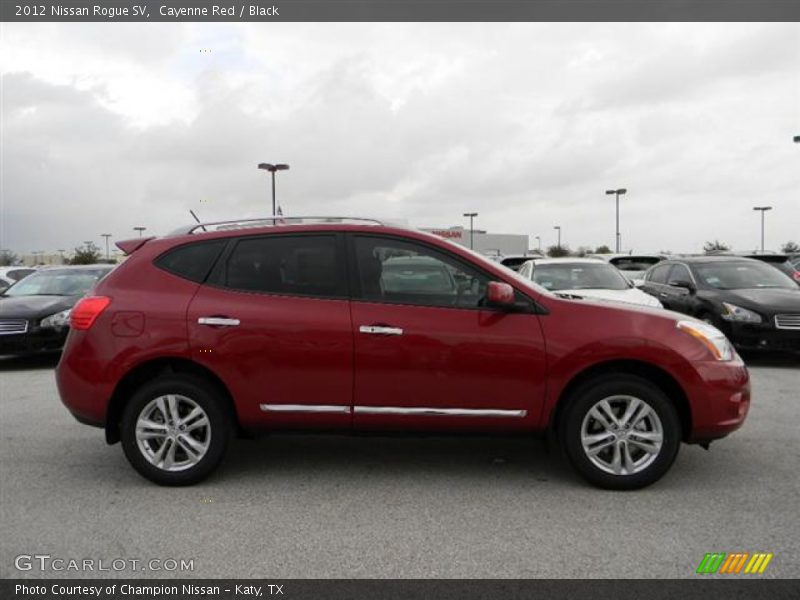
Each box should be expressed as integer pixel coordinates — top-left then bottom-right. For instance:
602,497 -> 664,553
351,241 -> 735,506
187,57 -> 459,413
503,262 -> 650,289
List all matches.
171,216 -> 390,236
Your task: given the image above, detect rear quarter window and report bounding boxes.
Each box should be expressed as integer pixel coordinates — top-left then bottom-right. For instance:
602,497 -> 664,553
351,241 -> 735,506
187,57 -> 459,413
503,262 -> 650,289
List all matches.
155,240 -> 227,283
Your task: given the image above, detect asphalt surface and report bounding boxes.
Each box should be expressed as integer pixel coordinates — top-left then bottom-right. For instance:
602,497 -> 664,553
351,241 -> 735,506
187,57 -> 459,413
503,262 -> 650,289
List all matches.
0,353 -> 798,579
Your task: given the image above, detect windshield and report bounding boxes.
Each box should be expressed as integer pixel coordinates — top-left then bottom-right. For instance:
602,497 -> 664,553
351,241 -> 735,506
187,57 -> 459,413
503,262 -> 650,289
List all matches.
533,263 -> 631,291
4,268 -> 109,297
695,262 -> 796,290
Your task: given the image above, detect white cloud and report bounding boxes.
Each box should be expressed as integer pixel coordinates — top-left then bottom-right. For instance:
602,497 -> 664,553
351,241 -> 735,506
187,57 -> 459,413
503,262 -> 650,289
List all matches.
1,22 -> 798,256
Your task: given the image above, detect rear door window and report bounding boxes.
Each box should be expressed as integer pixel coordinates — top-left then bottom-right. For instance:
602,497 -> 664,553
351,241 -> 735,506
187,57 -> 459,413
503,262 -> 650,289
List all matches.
222,234 -> 345,298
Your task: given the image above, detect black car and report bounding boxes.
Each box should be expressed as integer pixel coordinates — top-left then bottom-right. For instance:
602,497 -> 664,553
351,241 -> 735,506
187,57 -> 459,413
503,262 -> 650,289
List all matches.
640,256 -> 800,353
0,265 -> 113,355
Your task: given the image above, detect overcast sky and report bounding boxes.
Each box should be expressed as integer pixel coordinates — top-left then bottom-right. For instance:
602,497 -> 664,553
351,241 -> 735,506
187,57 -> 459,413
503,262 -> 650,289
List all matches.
1,22 -> 798,256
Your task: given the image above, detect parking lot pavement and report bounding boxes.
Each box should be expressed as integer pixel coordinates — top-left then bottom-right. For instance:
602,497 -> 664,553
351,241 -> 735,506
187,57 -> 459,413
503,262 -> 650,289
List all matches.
0,354 -> 798,579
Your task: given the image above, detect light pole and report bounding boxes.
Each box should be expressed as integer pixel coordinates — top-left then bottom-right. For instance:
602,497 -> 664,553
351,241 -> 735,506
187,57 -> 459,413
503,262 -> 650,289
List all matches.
133,227 -> 146,237
554,226 -> 562,250
605,188 -> 627,253
753,206 -> 773,253
257,163 -> 290,216
101,234 -> 111,260
535,235 -> 542,253
463,212 -> 478,250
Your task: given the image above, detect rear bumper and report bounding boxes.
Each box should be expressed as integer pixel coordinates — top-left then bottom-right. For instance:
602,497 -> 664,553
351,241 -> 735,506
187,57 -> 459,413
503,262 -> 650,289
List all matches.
686,358 -> 750,443
55,334 -> 113,428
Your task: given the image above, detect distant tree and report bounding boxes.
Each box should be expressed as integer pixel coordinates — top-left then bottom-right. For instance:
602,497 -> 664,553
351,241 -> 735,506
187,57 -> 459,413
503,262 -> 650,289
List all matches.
546,244 -> 571,258
703,240 -> 730,254
594,245 -> 612,254
781,241 -> 800,254
69,243 -> 102,265
0,249 -> 19,266
575,246 -> 593,257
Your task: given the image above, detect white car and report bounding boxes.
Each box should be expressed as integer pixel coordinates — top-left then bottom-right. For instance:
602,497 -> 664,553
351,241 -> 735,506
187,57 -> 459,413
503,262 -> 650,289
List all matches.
518,258 -> 663,308
0,266 -> 37,292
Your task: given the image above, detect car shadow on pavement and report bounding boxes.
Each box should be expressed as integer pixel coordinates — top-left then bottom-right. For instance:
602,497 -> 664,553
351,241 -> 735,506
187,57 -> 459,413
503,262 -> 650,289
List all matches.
740,351 -> 800,369
0,353 -> 60,371
216,433 -> 580,488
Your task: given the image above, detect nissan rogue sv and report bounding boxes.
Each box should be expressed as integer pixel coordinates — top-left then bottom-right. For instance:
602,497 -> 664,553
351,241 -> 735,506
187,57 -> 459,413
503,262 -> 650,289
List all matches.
56,217 -> 750,489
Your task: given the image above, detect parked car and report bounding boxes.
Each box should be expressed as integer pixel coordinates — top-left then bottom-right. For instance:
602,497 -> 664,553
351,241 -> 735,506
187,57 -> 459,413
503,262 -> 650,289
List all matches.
0,266 -> 37,292
57,217 -> 750,489
590,254 -> 667,284
517,258 -> 662,308
639,256 -> 800,352
738,254 -> 800,286
0,265 -> 114,355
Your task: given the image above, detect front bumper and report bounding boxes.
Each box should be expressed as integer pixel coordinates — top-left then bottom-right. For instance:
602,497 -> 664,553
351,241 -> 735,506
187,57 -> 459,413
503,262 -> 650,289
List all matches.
686,357 -> 751,443
0,327 -> 69,356
723,321 -> 800,353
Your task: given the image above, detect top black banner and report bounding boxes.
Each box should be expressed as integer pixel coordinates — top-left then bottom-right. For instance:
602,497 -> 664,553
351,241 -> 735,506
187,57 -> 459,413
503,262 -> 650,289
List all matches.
2,0 -> 800,22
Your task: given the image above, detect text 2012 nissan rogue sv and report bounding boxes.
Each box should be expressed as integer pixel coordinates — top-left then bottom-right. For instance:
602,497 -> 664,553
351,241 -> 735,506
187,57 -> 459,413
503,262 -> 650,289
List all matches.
56,217 -> 750,489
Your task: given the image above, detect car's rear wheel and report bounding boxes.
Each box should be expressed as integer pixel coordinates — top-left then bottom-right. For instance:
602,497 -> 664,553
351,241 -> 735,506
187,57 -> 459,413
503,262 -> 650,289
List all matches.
121,375 -> 230,486
560,375 -> 681,490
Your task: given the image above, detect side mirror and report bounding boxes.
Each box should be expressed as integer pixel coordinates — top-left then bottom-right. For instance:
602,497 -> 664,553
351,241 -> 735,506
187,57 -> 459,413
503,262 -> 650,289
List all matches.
486,281 -> 515,307
669,280 -> 695,293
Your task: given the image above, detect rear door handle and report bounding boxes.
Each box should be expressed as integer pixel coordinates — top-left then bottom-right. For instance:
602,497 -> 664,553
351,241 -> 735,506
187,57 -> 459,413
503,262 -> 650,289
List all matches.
198,317 -> 240,327
359,325 -> 403,336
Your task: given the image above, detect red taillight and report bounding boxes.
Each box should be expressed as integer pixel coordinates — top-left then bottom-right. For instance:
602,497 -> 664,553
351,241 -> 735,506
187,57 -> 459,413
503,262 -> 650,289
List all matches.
70,296 -> 111,330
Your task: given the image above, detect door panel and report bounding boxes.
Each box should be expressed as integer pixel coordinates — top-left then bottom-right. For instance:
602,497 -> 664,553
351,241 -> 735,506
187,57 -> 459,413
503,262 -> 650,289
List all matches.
186,233 -> 353,430
188,287 -> 353,430
349,234 -> 547,432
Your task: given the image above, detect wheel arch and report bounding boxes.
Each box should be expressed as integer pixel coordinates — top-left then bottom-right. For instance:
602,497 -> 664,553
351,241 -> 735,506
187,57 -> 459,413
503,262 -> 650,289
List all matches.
549,359 -> 692,442
105,357 -> 240,444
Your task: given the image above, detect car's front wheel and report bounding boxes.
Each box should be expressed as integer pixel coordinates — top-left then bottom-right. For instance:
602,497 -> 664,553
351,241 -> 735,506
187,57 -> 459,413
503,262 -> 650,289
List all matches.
560,375 -> 681,490
120,375 -> 231,486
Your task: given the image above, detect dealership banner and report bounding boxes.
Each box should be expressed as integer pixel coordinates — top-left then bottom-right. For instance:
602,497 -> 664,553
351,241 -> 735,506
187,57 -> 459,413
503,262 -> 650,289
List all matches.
3,580 -> 800,600
2,0 -> 800,22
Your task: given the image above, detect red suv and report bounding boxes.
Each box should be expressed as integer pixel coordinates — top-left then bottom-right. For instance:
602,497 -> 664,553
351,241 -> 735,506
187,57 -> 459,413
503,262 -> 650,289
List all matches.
56,217 -> 750,489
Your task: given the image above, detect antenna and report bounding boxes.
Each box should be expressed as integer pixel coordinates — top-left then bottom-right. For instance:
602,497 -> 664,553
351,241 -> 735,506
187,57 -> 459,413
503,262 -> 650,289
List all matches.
189,210 -> 207,232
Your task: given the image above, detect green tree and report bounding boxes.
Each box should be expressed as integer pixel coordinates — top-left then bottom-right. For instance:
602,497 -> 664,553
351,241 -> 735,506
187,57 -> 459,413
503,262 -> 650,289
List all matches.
703,240 -> 730,254
546,244 -> 571,258
69,243 -> 102,265
594,245 -> 612,254
781,241 -> 799,254
0,249 -> 19,266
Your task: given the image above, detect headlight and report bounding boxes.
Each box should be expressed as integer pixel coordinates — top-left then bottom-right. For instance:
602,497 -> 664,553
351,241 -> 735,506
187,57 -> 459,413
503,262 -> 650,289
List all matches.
720,302 -> 762,323
40,309 -> 71,329
677,320 -> 734,361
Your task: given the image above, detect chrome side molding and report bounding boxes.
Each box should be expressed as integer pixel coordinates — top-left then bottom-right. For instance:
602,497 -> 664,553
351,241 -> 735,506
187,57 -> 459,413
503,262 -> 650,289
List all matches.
259,404 -> 527,418
353,407 -> 527,418
260,404 -> 350,414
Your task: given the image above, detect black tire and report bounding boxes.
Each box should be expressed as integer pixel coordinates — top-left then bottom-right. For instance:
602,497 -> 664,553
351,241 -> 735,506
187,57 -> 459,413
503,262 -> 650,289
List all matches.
559,374 -> 681,490
120,374 -> 231,486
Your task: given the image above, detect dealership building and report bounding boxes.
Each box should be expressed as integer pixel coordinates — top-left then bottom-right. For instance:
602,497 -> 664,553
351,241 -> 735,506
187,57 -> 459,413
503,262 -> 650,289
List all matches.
422,226 -> 530,257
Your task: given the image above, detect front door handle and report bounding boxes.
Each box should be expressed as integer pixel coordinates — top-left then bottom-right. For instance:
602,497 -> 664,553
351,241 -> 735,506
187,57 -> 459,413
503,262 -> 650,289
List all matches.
359,325 -> 403,336
198,317 -> 240,327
